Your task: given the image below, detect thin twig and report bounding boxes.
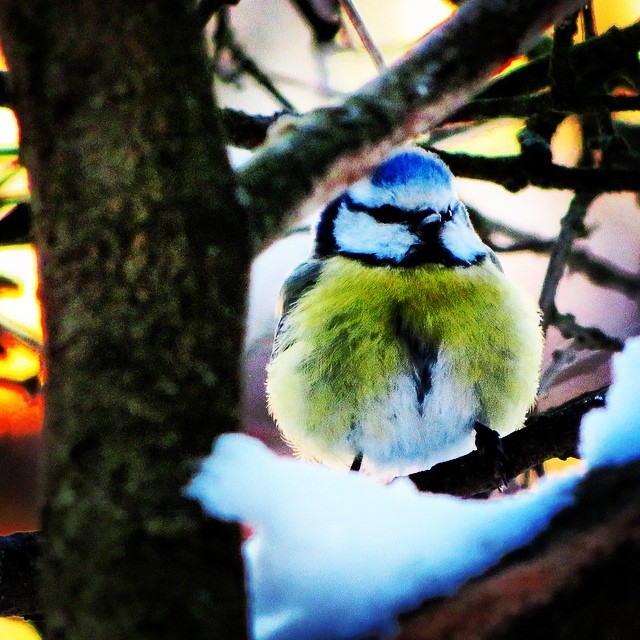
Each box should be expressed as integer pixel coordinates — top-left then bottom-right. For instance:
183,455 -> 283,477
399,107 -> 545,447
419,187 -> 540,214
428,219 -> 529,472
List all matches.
550,10 -> 579,106
470,214 -> 555,254
0,70 -> 12,107
538,192 -> 596,329
450,93 -> 640,123
225,43 -> 296,113
197,0 -> 240,28
212,11 -> 297,113
338,0 -> 386,72
0,312 -> 43,352
567,249 -> 640,297
579,3 -> 618,165
581,1 -> 597,39
481,21 -> 640,100
290,0 -> 341,43
552,311 -> 624,351
211,7 -> 228,82
494,237 -> 556,253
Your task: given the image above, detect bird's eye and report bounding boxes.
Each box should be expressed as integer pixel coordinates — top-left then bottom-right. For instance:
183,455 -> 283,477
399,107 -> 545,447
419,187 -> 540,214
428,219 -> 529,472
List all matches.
442,206 -> 454,222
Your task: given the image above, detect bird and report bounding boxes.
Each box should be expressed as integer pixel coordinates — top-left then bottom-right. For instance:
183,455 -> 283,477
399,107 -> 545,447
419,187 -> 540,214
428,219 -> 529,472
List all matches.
266,147 -> 543,481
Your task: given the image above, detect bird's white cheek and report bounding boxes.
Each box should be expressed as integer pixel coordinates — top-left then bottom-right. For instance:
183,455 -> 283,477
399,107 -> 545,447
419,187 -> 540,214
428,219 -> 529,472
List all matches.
439,221 -> 486,263
333,209 -> 415,262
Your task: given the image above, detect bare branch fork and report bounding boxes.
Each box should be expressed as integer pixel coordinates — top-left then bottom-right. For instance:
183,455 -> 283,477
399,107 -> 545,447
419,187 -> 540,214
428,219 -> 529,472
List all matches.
236,0 -> 589,243
532,5 -> 629,354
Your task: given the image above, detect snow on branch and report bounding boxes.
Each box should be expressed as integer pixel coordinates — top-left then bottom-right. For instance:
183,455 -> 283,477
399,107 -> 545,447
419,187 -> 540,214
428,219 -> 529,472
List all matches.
397,459 -> 640,640
0,383 -> 608,621
187,339 -> 640,640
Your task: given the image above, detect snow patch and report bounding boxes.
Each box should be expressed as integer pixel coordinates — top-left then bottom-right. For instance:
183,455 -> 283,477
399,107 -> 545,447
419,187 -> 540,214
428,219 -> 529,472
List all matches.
187,337 -> 640,640
579,337 -> 640,468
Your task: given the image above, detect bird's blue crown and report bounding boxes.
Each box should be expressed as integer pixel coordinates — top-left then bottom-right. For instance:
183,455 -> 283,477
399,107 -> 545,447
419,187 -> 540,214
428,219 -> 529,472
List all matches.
370,150 -> 453,193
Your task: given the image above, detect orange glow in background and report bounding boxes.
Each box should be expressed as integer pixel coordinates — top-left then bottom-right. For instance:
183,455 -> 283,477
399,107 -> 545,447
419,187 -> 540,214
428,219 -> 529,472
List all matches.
0,53 -> 42,438
0,246 -> 43,437
0,48 -> 43,437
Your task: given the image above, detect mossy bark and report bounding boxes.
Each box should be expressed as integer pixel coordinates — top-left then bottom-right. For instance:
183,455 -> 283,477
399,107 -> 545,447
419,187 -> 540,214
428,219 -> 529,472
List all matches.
0,1 -> 249,638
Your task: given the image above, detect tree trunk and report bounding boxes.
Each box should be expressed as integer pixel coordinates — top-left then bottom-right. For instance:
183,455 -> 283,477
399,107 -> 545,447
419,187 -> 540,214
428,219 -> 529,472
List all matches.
0,1 -> 249,638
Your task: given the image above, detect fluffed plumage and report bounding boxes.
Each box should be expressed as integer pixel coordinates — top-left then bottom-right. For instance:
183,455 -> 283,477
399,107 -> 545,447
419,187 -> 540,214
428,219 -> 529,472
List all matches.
266,148 -> 543,479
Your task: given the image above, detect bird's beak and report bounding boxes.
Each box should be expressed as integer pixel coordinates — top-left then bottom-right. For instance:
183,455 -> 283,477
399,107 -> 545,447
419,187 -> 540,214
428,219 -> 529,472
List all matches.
415,212 -> 442,240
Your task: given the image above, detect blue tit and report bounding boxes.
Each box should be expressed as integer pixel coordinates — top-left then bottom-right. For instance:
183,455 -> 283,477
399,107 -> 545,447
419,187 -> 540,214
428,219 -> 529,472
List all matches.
266,147 -> 543,480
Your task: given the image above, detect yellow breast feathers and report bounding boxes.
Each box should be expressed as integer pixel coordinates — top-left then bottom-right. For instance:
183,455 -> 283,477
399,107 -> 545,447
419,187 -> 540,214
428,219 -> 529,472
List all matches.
267,256 -> 542,471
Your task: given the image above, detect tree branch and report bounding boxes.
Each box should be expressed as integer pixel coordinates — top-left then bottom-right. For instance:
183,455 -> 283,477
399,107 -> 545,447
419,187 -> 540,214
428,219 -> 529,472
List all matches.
289,0 -> 341,43
567,248 -> 640,297
467,209 -> 555,253
197,0 -> 240,28
550,11 -> 579,106
449,93 -> 640,123
237,0 -> 586,243
409,386 -> 607,496
480,21 -> 640,100
422,149 -> 640,192
0,386 -> 609,620
539,192 -> 595,330
470,215 -> 640,297
217,93 -> 640,150
551,311 -> 624,351
4,22 -> 636,143
220,109 -> 286,149
338,0 -> 386,72
0,0 -> 250,636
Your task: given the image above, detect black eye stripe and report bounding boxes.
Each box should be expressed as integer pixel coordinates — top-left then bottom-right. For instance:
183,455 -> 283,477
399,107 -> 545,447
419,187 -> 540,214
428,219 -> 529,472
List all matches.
371,205 -> 421,223
343,195 -> 436,224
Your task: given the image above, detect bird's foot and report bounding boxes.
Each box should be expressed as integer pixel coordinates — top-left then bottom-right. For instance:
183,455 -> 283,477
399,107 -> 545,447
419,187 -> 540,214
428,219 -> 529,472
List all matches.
473,422 -> 513,490
350,452 -> 363,472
